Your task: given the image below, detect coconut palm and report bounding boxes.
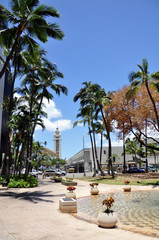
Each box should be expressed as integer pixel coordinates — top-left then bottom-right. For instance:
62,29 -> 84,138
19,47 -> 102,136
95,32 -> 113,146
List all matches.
0,0 -> 64,79
125,138 -> 139,160
94,122 -> 105,164
147,143 -> 159,172
73,117 -> 96,177
94,88 -> 114,178
19,55 -> 67,162
127,58 -> 159,130
76,104 -> 101,176
74,81 -> 105,176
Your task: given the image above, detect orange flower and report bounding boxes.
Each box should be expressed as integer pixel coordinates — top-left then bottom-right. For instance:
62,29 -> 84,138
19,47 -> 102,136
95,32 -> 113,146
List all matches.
67,186 -> 76,191
102,196 -> 114,209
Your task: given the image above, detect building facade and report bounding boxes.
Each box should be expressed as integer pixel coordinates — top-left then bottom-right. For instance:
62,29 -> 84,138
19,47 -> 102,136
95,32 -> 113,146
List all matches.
53,128 -> 61,159
66,145 -> 159,173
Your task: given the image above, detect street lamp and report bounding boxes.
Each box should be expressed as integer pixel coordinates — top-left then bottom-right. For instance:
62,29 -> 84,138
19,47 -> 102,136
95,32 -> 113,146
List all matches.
83,135 -> 86,177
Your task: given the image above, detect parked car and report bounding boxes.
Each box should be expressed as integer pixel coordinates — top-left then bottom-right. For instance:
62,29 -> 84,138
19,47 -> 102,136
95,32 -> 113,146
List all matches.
148,166 -> 155,172
103,170 -> 117,175
44,169 -> 62,177
56,169 -> 66,176
126,167 -> 144,173
138,168 -> 146,173
29,169 -> 39,177
21,168 -> 26,174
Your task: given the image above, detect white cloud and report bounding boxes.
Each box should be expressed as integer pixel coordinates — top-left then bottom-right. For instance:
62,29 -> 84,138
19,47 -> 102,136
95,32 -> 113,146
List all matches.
14,93 -> 72,132
76,122 -> 84,127
42,98 -> 62,119
36,118 -> 72,131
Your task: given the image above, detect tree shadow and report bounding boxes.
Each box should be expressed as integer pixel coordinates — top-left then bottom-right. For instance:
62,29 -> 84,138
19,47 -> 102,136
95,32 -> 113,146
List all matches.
0,190 -> 65,204
143,181 -> 159,188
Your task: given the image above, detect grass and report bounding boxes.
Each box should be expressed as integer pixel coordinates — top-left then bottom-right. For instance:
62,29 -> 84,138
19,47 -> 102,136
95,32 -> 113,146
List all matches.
75,173 -> 159,186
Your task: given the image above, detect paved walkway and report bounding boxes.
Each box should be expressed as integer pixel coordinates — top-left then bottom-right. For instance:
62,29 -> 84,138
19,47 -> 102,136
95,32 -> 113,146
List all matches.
0,176 -> 158,240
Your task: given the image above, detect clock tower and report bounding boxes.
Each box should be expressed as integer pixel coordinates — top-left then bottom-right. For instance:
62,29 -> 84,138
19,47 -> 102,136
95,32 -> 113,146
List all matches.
53,128 -> 61,159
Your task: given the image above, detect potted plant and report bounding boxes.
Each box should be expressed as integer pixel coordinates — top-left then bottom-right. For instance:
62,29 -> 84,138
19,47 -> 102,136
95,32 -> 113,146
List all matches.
97,196 -> 117,228
65,185 -> 76,199
90,182 -> 99,195
61,177 -> 77,186
50,176 -> 63,182
123,180 -> 131,192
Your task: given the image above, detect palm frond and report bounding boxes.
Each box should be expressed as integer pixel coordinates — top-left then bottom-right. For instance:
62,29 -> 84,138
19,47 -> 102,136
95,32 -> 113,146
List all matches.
128,71 -> 142,82
0,27 -> 17,49
125,86 -> 138,100
150,81 -> 159,92
0,4 -> 18,23
142,58 -> 148,73
45,23 -> 65,40
33,5 -> 60,18
151,71 -> 159,81
137,64 -> 144,73
26,0 -> 40,9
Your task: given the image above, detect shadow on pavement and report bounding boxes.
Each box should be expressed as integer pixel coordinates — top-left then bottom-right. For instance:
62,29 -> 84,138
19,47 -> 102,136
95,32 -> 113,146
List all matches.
0,190 -> 65,204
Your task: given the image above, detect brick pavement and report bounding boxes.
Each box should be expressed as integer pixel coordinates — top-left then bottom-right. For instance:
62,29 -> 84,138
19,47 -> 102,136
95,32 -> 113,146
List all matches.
0,176 -> 158,240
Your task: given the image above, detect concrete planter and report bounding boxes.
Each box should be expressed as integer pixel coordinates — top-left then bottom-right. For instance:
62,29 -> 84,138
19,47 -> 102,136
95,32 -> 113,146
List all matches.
59,198 -> 77,213
65,191 -> 76,199
90,187 -> 99,195
97,211 -> 117,228
123,187 -> 131,192
61,181 -> 77,186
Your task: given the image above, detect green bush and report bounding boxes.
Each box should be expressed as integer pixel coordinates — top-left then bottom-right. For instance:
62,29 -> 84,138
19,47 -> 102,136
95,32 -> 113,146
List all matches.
53,176 -> 63,182
8,175 -> 38,188
0,176 -> 5,184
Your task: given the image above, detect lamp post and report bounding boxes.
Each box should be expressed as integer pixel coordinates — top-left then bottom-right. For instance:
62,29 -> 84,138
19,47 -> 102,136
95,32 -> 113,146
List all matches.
83,135 -> 86,177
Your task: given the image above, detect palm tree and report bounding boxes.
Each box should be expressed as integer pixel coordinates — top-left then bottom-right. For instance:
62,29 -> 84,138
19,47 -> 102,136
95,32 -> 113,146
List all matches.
74,81 -> 105,176
125,138 -> 139,160
126,58 -> 159,172
147,143 -> 159,172
127,58 -> 159,130
73,117 -> 96,177
0,0 -> 64,79
94,88 -> 114,178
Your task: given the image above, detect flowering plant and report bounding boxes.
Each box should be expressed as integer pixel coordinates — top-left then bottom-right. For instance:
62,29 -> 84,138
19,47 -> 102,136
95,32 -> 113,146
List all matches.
89,182 -> 99,188
124,180 -> 130,185
67,186 -> 76,191
102,196 -> 114,213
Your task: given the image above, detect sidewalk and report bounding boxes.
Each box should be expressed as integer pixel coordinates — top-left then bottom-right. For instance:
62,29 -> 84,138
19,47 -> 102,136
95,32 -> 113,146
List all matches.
0,176 -> 158,240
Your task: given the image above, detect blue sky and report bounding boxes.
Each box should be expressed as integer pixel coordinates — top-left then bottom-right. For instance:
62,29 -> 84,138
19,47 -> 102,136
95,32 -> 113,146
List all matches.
3,0 -> 159,160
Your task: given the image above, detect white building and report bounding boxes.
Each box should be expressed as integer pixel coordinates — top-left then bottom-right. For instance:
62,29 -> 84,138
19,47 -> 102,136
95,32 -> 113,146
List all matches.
66,145 -> 159,173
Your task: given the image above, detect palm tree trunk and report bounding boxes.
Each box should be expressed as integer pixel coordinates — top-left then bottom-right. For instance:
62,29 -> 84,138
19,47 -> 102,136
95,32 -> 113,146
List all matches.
100,132 -> 103,164
145,83 -> 159,129
92,127 -> 105,176
123,133 -> 126,172
145,121 -> 148,173
0,26 -> 22,79
100,106 -> 114,178
89,128 -> 96,177
154,154 -> 157,172
14,143 -> 20,177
